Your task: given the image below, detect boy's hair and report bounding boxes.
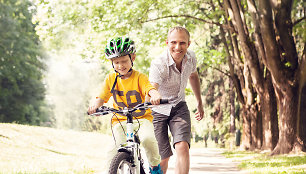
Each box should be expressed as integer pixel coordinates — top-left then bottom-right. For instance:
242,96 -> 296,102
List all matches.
167,26 -> 190,42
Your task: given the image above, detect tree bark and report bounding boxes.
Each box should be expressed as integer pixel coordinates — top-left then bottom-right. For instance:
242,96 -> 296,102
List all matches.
257,0 -> 304,154
260,73 -> 279,150
272,85 -> 298,154
297,48 -> 306,151
241,105 -> 251,150
229,79 -> 236,134
299,84 -> 306,149
250,104 -> 260,150
247,0 -> 279,151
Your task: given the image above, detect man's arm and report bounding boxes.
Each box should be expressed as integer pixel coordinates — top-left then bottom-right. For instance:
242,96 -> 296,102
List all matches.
189,72 -> 204,121
146,83 -> 160,104
151,82 -> 160,90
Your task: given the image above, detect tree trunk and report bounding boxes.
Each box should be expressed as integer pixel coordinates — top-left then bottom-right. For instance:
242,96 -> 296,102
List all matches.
299,84 -> 306,149
230,79 -> 236,134
256,108 -> 262,149
260,73 -> 279,150
247,0 -> 279,151
241,105 -> 251,150
250,104 -> 260,150
272,85 -> 298,154
257,0 -> 304,154
297,50 -> 306,151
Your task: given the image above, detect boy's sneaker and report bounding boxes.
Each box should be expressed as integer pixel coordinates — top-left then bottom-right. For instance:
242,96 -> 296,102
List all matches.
149,164 -> 163,174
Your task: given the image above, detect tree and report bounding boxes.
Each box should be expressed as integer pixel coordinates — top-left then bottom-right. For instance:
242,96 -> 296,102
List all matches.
0,0 -> 49,125
255,0 -> 305,154
33,0 -> 305,154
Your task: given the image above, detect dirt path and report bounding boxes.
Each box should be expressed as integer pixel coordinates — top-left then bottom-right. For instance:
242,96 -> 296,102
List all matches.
167,148 -> 248,174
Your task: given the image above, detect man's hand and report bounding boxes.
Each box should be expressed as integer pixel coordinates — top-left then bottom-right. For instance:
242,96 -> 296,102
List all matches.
195,103 -> 204,121
189,72 -> 204,121
149,89 -> 161,105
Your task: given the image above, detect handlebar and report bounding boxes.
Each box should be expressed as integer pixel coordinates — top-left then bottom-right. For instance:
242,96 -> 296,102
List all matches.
88,99 -> 169,116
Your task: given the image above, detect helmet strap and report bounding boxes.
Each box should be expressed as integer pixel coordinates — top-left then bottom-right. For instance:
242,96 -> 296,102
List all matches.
128,54 -> 134,67
110,74 -> 120,94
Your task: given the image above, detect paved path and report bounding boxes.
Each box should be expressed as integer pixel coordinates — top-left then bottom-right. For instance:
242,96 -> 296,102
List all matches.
167,148 -> 247,174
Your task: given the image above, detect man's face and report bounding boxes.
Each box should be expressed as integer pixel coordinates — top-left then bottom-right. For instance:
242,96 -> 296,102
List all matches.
166,30 -> 190,62
111,55 -> 132,75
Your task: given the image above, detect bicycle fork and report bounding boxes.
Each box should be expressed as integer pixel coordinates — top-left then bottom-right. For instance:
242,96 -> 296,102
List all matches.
123,113 -> 142,174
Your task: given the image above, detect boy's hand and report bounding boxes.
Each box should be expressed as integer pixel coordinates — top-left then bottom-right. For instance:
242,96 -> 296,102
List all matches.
87,98 -> 104,114
87,105 -> 98,115
149,89 -> 161,105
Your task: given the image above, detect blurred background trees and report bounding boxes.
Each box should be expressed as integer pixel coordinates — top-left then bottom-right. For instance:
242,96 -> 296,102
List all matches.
1,0 -> 304,154
0,0 -> 50,125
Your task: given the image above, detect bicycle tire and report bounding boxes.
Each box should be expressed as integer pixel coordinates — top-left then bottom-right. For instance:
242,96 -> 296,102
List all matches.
109,152 -> 135,174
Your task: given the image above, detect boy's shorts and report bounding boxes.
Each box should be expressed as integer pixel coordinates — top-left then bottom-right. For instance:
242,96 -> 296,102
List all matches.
152,101 -> 191,160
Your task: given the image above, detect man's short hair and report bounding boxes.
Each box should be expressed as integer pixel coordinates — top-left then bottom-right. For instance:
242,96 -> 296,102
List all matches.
167,26 -> 190,41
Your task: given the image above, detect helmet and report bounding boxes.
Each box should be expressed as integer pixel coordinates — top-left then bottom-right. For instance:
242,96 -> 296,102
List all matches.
105,37 -> 136,59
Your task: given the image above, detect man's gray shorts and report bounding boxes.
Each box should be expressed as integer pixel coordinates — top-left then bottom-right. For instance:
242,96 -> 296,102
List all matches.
152,101 -> 191,160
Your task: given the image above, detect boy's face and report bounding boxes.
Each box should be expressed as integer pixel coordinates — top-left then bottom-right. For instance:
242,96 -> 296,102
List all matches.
111,55 -> 134,76
166,30 -> 190,62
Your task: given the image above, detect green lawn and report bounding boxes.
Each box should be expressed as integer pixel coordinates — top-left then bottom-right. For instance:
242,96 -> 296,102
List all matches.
224,150 -> 306,174
0,123 -> 112,174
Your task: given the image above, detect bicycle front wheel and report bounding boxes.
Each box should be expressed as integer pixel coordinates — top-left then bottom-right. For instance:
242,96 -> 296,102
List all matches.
109,152 -> 135,174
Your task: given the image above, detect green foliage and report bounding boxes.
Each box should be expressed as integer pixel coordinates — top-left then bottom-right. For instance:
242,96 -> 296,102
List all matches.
34,0 -> 220,64
0,0 -> 49,125
33,0 -> 236,134
292,0 -> 305,60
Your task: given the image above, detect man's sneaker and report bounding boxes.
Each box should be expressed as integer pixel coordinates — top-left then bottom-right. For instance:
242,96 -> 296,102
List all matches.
149,164 -> 163,174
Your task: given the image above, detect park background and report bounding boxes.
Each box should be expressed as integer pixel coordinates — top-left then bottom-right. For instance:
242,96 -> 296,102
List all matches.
0,0 -> 305,173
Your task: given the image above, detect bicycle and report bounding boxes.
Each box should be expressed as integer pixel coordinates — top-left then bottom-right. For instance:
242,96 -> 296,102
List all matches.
89,99 -> 168,174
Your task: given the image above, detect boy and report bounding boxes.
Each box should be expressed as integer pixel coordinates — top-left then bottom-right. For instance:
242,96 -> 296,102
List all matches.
88,36 -> 163,174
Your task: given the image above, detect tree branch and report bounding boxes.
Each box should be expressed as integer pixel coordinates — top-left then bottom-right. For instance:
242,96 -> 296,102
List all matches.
200,62 -> 231,77
143,14 -> 216,24
142,14 -> 235,32
293,16 -> 306,27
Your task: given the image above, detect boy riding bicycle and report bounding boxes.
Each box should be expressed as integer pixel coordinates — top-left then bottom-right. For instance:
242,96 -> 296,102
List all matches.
87,36 -> 163,174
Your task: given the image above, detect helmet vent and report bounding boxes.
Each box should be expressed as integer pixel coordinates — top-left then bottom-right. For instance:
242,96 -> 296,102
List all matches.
122,43 -> 128,52
117,39 -> 121,46
105,49 -> 110,55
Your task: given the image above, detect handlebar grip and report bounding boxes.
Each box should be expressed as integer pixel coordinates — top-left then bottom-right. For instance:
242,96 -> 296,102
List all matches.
160,99 -> 169,104
87,106 -> 108,115
147,99 -> 169,105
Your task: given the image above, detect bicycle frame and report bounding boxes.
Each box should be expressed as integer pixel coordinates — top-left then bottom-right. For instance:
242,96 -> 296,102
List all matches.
117,108 -> 143,173
89,99 -> 168,174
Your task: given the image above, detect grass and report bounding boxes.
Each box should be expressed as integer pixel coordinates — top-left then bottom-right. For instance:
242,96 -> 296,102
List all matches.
0,123 -> 112,174
224,149 -> 306,174
2,123 -> 306,174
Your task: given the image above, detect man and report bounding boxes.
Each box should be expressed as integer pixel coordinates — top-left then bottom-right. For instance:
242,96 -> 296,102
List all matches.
149,26 -> 204,173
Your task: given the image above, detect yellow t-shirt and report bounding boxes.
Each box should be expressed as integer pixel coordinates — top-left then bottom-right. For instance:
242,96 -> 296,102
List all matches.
99,70 -> 155,125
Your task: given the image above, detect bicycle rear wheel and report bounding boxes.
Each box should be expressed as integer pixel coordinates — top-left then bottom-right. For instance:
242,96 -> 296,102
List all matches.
109,152 -> 135,174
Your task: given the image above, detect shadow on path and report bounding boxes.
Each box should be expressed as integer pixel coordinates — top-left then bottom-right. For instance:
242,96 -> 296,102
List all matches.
167,148 -> 248,174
